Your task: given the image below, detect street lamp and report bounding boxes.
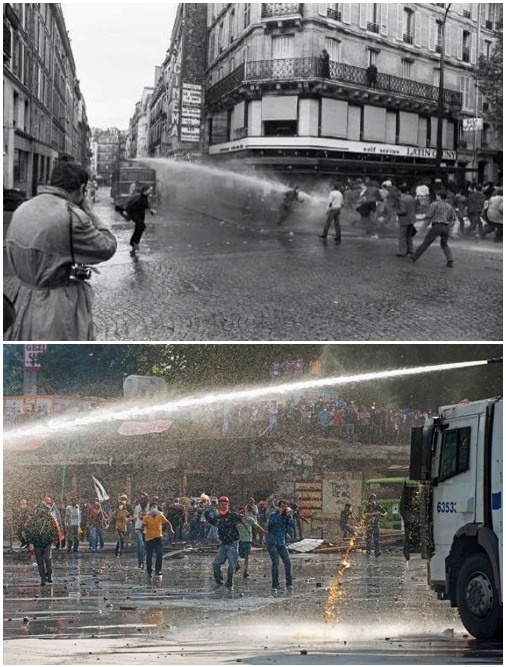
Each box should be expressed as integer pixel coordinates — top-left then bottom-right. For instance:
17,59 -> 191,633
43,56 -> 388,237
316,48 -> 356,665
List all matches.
435,3 -> 452,182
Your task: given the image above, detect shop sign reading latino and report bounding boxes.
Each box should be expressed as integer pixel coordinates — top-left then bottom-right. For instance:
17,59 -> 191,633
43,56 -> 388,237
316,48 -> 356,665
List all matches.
24,344 -> 47,371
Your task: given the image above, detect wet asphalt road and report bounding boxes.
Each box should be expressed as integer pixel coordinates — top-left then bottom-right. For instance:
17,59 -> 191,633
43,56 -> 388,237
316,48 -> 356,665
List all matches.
3,544 -> 502,665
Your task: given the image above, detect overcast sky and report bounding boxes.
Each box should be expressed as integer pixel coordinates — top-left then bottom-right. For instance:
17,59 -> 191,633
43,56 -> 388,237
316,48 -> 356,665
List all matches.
61,3 -> 178,130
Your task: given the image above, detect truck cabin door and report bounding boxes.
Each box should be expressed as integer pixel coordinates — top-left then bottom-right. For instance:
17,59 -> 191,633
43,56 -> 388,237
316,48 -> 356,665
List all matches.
432,414 -> 480,553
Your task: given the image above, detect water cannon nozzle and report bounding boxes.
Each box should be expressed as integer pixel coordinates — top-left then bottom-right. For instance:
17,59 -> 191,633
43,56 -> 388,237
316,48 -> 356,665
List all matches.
487,357 -> 503,364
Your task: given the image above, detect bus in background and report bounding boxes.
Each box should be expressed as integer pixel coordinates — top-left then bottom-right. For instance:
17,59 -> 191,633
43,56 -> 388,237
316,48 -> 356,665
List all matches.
110,162 -> 157,207
362,477 -> 419,530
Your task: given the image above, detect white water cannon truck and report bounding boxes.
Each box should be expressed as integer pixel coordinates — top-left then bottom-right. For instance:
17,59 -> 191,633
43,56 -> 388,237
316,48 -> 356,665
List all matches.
407,391 -> 502,639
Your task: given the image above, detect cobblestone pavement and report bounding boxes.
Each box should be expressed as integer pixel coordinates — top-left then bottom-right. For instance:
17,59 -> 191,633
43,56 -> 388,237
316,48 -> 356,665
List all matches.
4,192 -> 502,341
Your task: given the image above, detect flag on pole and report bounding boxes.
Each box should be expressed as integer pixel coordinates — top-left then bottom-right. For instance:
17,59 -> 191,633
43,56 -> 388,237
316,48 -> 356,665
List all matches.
92,475 -> 109,502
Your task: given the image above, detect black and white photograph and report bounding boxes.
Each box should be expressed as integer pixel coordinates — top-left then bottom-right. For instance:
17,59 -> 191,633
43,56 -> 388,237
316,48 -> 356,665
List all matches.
2,3 -> 502,341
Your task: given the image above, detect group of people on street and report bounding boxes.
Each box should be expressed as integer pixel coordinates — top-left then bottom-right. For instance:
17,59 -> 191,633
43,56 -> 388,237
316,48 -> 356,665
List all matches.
317,176 -> 502,268
16,490 -> 390,590
4,158 -> 501,341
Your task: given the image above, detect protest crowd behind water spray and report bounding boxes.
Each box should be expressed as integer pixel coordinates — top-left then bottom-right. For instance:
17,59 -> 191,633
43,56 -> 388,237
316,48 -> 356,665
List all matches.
4,357 -> 500,627
4,358 -> 494,444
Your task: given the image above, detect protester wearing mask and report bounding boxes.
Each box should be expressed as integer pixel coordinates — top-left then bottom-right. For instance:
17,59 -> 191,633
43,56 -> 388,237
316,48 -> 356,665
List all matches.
205,496 -> 244,591
141,501 -> 174,579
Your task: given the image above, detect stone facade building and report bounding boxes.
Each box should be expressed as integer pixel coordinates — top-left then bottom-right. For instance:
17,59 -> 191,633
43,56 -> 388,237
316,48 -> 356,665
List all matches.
203,2 -> 502,184
3,3 -> 91,195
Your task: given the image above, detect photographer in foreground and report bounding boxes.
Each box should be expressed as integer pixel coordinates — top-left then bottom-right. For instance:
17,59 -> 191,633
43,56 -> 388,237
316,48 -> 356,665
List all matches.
267,499 -> 296,592
5,160 -> 117,341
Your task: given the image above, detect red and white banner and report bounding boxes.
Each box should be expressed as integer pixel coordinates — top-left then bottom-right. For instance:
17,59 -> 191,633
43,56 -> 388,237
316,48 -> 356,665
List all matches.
118,420 -> 173,436
4,435 -> 48,451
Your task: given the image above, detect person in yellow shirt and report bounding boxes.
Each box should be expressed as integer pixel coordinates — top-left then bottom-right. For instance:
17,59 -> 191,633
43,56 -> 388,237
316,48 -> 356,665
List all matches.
142,501 -> 174,579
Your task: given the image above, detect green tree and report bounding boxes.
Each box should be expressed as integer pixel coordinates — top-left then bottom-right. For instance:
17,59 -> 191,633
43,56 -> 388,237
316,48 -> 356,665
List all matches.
475,21 -> 503,137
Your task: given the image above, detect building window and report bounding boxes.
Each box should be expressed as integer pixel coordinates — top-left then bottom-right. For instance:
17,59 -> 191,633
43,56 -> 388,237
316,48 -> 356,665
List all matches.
461,4 -> 471,19
484,3 -> 495,29
264,120 -> 297,137
481,123 -> 490,148
403,8 -> 414,44
218,22 -> 224,52
326,3 -> 341,22
401,58 -> 413,79
462,31 -> 471,62
368,48 -> 378,67
229,8 -> 235,42
325,37 -> 341,63
436,21 -> 444,53
367,4 -> 379,33
459,75 -> 471,109
243,4 -> 250,29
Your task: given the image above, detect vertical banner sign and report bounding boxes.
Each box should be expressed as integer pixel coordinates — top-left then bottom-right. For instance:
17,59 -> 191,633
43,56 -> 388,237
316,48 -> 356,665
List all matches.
181,83 -> 202,143
24,344 -> 47,371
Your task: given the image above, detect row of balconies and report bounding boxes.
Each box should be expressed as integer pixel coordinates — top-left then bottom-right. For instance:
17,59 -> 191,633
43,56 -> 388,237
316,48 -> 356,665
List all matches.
261,3 -> 500,29
206,57 -> 462,109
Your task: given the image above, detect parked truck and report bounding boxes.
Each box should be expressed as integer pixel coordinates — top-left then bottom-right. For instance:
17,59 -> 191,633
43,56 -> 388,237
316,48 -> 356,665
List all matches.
407,396 -> 502,639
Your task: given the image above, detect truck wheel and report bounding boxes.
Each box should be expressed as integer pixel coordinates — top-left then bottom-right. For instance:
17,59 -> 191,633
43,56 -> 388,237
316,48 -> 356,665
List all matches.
456,553 -> 502,639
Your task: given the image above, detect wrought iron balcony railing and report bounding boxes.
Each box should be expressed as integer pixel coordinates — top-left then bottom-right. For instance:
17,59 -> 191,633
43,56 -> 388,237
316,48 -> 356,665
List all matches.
206,57 -> 462,109
261,3 -> 302,18
327,7 -> 341,21
367,22 -> 380,33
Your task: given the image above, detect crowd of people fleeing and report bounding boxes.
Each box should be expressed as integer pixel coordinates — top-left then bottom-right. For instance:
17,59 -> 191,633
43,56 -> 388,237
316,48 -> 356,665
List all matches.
15,492 -> 337,592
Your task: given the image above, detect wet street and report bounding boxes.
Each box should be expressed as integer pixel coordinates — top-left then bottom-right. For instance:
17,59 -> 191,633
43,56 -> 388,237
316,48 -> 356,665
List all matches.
6,187 -> 499,342
3,544 -> 502,665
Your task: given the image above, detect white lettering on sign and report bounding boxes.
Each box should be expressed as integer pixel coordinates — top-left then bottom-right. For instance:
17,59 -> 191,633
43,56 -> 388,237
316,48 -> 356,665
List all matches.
24,344 -> 47,371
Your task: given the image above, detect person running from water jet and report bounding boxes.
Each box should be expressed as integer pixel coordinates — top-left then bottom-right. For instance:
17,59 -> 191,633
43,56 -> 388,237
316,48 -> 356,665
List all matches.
133,491 -> 149,567
86,499 -> 107,550
109,501 -> 133,558
44,497 -> 65,549
411,190 -> 458,267
236,506 -> 266,579
267,499 -> 296,592
26,501 -> 59,585
142,500 -> 174,579
277,185 -> 301,225
319,182 -> 344,243
65,498 -> 82,553
339,503 -> 357,540
364,493 -> 387,557
117,185 -> 156,252
205,496 -> 244,591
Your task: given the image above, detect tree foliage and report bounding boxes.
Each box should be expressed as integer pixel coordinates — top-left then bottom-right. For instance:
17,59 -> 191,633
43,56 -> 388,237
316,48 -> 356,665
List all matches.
475,21 -> 503,137
3,344 -> 502,410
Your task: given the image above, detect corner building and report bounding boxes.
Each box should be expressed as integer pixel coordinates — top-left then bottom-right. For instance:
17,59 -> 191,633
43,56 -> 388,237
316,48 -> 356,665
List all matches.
204,3 -> 502,184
